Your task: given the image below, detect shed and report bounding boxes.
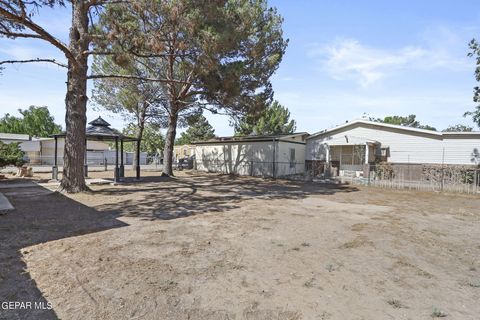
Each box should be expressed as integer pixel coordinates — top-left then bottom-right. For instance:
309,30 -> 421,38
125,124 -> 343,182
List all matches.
195,133 -> 308,178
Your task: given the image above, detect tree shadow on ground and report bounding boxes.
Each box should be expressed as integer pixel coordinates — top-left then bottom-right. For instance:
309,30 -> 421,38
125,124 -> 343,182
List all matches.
95,173 -> 359,221
0,186 -> 128,320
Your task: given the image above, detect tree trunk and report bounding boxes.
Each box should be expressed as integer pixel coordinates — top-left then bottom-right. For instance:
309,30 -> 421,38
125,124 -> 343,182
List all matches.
134,124 -> 144,168
60,0 -> 89,193
162,112 -> 178,176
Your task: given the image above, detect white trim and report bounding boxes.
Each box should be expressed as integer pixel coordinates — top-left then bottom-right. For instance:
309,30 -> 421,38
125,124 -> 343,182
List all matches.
307,119 -> 480,140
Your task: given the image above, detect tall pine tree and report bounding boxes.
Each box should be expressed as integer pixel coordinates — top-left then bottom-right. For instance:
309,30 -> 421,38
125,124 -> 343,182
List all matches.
176,114 -> 215,145
97,0 -> 288,176
235,101 -> 296,136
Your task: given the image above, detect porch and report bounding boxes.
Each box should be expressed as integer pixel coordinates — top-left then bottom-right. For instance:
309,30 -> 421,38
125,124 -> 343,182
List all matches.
326,143 -> 377,177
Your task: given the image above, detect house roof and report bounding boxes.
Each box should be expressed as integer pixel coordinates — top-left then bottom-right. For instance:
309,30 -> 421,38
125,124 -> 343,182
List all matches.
0,133 -> 31,141
307,119 -> 480,139
195,132 -> 309,144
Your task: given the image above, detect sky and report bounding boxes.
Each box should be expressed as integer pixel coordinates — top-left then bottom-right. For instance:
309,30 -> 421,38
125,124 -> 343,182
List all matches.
1,0 -> 480,136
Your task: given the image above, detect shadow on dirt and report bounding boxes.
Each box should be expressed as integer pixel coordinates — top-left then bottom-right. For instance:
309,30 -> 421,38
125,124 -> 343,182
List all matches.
0,185 -> 127,320
95,173 -> 359,221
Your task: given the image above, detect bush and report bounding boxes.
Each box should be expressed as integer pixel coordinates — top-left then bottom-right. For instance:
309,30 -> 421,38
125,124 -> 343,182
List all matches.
0,141 -> 26,167
374,161 -> 395,179
422,164 -> 479,185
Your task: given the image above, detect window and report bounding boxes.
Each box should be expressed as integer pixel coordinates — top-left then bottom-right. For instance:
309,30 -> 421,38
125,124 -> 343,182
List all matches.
375,147 -> 390,162
289,148 -> 296,168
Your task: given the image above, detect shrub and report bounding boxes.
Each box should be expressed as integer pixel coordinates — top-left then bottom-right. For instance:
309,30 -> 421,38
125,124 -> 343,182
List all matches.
374,161 -> 395,179
0,141 -> 26,167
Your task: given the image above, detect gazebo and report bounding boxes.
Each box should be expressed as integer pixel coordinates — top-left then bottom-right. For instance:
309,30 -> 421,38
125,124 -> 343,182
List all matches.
51,117 -> 140,182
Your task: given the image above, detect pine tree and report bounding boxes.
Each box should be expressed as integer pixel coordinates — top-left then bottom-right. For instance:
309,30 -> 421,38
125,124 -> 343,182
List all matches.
97,0 -> 288,175
235,101 -> 296,136
176,114 -> 215,145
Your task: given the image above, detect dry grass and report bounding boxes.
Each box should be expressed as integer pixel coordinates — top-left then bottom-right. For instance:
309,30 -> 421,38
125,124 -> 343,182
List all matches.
1,171 -> 479,319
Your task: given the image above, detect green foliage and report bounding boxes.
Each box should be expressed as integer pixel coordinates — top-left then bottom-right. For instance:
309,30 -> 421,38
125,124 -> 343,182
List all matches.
93,0 -> 287,174
0,106 -> 62,137
466,38 -> 480,127
0,141 -> 26,167
91,56 -> 168,127
368,114 -> 436,131
176,114 -> 215,145
442,124 -> 473,132
122,123 -> 165,156
96,0 -> 287,115
235,100 -> 296,136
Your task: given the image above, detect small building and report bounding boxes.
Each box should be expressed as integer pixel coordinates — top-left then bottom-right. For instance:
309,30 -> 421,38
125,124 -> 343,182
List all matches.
195,133 -> 308,178
0,125 -> 147,167
306,119 -> 480,177
0,133 -> 42,163
173,144 -> 196,160
39,137 -> 112,165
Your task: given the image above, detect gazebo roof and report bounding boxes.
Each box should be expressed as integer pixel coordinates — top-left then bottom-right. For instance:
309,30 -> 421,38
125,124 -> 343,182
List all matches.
53,116 -> 138,142
89,117 -> 111,127
86,117 -> 122,137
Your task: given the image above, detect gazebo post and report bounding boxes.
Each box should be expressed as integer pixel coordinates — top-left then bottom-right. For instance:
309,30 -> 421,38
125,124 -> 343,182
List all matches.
120,139 -> 124,178
135,138 -> 141,180
114,137 -> 119,183
52,136 -> 58,180
84,139 -> 88,178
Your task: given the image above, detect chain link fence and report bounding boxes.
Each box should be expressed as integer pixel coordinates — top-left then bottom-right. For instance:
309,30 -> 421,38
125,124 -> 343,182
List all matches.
195,159 -> 305,179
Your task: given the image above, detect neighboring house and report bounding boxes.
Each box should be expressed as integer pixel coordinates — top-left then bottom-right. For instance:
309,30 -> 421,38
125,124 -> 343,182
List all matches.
306,119 -> 480,177
195,133 -> 308,178
173,144 -> 196,160
0,132 -> 147,166
0,133 -> 43,164
40,138 -> 111,165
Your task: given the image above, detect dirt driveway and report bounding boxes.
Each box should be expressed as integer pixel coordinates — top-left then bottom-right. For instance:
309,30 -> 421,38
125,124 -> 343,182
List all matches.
1,171 -> 479,319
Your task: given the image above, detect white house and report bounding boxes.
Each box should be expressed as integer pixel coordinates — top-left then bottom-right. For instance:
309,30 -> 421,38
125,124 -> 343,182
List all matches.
195,133 -> 308,178
0,133 -> 146,166
306,119 -> 480,176
0,133 -> 41,162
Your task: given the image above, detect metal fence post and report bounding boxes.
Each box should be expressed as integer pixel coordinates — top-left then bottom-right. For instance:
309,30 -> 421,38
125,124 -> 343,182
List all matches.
475,169 -> 479,194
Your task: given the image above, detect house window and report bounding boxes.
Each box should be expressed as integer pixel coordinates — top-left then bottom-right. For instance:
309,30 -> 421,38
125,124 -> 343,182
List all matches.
289,148 -> 296,168
376,147 -> 390,162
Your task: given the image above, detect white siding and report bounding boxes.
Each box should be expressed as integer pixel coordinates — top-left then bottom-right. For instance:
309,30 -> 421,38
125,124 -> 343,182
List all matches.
0,138 -> 41,152
195,141 -> 275,176
306,123 -> 480,165
443,137 -> 480,165
275,141 -> 306,176
195,139 -> 306,177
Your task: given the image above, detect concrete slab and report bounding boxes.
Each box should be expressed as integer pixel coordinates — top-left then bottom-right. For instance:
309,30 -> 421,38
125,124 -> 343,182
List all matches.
86,178 -> 112,185
0,192 -> 14,211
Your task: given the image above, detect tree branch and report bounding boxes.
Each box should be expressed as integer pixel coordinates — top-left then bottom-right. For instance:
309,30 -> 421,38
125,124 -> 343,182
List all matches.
87,74 -> 191,84
0,58 -> 68,68
87,0 -> 129,7
0,7 -> 77,66
0,30 -> 44,39
83,50 -> 186,58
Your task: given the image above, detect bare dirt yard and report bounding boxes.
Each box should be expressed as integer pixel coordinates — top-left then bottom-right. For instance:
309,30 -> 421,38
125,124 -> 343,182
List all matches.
1,170 -> 479,320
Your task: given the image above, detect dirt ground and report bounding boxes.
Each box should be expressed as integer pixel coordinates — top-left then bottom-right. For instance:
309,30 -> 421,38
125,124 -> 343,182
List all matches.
0,170 -> 479,320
